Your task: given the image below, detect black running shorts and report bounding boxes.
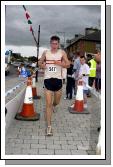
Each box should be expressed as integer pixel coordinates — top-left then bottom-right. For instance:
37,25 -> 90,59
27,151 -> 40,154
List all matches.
44,78 -> 62,91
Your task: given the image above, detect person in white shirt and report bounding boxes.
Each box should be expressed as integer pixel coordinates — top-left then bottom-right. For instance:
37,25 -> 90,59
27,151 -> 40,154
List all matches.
38,35 -> 70,136
73,51 -> 81,95
31,62 -> 36,68
78,56 -> 90,108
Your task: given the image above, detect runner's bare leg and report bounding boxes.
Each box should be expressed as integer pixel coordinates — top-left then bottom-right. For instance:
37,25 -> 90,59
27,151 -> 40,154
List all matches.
53,89 -> 62,107
44,89 -> 53,126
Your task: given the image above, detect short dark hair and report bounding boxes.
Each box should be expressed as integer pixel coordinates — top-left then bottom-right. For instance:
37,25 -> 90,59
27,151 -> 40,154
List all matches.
50,35 -> 60,43
80,56 -> 85,59
87,54 -> 92,59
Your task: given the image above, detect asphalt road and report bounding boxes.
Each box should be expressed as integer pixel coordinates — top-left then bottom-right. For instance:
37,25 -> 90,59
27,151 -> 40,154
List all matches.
5,65 -> 26,104
5,77 -> 101,155
5,64 -> 44,104
5,64 -> 18,81
5,65 -> 22,92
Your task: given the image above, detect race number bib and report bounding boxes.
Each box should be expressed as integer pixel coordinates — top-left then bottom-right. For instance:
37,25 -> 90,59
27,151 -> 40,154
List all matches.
48,66 -> 57,72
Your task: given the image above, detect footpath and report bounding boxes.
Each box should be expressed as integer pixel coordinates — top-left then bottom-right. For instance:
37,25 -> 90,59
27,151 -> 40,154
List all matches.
5,76 -> 101,155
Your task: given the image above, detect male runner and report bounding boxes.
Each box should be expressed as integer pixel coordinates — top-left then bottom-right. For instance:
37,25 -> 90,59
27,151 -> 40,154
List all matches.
38,35 -> 70,136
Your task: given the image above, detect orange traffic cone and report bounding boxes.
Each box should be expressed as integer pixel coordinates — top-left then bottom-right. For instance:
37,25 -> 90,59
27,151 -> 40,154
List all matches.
32,73 -> 41,99
15,77 -> 40,121
69,80 -> 89,114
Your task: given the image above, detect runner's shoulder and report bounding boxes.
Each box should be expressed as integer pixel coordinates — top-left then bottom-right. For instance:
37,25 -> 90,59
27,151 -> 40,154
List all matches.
43,50 -> 49,55
60,49 -> 67,56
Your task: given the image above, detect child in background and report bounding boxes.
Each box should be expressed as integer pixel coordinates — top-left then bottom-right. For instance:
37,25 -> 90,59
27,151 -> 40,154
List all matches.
78,56 -> 90,108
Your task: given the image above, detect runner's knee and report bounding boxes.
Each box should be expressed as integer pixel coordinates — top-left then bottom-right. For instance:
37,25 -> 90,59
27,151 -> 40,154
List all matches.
46,102 -> 52,108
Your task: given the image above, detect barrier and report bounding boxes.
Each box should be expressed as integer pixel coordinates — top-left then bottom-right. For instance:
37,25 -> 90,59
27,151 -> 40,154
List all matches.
5,87 -> 26,134
5,68 -> 41,132
5,80 -> 26,97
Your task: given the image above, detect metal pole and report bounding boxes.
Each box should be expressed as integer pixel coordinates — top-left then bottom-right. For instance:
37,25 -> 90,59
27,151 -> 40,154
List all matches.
37,25 -> 40,61
36,25 -> 40,82
23,5 -> 26,11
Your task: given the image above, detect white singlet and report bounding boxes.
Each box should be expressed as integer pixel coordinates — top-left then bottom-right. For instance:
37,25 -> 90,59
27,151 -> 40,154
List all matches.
44,49 -> 63,79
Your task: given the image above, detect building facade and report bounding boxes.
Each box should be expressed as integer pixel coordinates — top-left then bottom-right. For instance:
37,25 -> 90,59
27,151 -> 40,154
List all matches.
65,28 -> 101,57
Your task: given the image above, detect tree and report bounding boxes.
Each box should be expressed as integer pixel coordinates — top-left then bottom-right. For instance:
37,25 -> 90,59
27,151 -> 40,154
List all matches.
28,56 -> 37,62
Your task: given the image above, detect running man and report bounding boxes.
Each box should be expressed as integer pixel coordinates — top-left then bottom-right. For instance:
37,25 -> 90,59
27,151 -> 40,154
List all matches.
38,35 -> 70,136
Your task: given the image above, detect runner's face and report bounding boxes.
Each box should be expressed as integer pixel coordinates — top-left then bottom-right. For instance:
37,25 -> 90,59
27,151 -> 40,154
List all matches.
50,40 -> 59,50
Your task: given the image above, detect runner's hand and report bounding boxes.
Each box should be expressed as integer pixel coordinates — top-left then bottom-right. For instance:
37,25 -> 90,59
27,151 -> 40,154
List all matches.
54,61 -> 66,68
54,60 -> 62,66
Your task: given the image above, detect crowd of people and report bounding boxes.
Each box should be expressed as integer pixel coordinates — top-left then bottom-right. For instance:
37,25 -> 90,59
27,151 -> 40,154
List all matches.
17,62 -> 37,80
64,50 -> 101,102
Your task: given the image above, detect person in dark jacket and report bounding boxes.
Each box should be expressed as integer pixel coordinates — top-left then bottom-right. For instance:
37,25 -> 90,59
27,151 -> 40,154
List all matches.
64,57 -> 75,100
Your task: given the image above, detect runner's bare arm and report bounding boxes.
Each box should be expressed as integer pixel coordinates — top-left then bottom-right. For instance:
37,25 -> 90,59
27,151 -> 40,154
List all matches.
62,50 -> 70,68
54,50 -> 70,68
38,51 -> 46,69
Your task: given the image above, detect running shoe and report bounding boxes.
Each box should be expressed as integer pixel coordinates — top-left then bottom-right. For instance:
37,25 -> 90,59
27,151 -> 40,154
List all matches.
64,97 -> 68,100
46,126 -> 53,136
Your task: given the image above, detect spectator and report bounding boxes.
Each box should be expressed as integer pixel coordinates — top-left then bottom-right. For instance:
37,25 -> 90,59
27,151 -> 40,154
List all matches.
26,65 -> 33,77
87,54 -> 96,97
73,51 -> 81,95
88,55 -> 96,87
64,57 -> 74,100
94,50 -> 101,63
20,63 -> 27,78
31,61 -> 36,68
78,56 -> 90,108
94,50 -> 101,92
95,62 -> 101,92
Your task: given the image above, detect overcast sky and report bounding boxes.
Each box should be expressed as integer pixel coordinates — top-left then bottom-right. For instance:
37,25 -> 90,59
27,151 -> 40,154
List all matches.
5,5 -> 101,57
